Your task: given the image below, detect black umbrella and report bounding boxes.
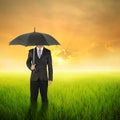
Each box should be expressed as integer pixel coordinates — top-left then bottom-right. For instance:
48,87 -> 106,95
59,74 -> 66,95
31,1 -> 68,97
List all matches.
9,29 -> 60,64
9,29 -> 60,46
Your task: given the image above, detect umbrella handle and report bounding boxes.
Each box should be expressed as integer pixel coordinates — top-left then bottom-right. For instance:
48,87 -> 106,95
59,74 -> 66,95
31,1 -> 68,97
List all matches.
32,48 -> 35,64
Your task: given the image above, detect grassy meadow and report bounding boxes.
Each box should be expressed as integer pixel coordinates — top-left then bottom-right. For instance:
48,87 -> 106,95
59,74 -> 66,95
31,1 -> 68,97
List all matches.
0,71 -> 120,120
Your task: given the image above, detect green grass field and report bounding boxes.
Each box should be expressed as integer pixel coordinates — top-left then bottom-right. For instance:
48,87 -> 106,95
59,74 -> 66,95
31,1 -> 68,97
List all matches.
0,71 -> 120,120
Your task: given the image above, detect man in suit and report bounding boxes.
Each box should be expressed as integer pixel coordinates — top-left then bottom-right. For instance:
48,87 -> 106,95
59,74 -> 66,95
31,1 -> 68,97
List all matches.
26,45 -> 53,107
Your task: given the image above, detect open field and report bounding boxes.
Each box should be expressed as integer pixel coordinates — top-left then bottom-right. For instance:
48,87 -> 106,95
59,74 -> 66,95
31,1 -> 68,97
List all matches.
0,71 -> 120,120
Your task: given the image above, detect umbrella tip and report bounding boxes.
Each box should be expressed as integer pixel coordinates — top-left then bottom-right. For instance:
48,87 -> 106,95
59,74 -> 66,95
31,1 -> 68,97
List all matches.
34,27 -> 36,32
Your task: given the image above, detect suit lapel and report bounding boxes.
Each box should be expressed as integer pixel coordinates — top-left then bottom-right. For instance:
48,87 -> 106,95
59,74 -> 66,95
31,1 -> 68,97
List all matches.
40,47 -> 46,59
34,47 -> 38,58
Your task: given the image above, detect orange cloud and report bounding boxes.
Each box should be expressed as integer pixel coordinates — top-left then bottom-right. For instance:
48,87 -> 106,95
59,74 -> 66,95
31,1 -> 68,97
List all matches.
0,0 -> 120,71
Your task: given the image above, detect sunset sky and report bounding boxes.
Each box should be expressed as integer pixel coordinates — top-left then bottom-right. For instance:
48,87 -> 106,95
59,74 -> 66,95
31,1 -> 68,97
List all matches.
0,0 -> 120,71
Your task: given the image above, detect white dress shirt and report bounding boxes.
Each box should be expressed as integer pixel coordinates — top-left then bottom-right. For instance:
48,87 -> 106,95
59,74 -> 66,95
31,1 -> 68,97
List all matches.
37,47 -> 43,58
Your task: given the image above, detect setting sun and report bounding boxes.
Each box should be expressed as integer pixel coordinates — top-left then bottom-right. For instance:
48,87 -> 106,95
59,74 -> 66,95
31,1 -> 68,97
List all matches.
57,57 -> 63,63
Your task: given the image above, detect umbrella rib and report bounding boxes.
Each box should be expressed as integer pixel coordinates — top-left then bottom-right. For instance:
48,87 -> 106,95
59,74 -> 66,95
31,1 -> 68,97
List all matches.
41,33 -> 49,45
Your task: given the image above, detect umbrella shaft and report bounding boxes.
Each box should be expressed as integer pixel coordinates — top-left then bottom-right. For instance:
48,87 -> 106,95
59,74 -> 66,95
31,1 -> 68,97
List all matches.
33,48 -> 35,64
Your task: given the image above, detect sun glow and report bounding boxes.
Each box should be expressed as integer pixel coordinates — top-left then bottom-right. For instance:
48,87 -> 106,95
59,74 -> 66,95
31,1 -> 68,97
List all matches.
57,57 -> 63,63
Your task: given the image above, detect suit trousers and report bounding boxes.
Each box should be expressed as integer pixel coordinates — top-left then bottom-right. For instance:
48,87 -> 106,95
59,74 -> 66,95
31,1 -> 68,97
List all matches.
30,79 -> 48,106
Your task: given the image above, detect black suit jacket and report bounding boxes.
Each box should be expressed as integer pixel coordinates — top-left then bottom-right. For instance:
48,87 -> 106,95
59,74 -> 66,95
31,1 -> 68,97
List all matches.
26,47 -> 53,81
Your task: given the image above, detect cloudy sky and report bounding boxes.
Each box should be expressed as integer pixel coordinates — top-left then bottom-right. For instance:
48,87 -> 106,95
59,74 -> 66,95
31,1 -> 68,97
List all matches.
0,0 -> 120,71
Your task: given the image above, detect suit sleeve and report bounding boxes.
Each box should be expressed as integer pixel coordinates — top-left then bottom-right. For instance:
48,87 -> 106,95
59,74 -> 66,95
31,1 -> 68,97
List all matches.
26,50 -> 32,70
47,51 -> 53,81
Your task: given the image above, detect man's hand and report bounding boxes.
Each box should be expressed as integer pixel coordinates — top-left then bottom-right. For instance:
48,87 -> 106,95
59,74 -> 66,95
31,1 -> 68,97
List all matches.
48,80 -> 52,85
31,64 -> 36,70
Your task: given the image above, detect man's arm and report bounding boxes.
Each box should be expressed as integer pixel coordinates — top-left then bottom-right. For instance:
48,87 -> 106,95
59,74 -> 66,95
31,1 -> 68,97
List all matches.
26,51 -> 32,70
47,51 -> 53,81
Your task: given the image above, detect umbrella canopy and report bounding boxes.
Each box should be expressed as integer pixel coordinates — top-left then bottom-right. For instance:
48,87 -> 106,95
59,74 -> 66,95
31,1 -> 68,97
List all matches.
9,31 -> 60,46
